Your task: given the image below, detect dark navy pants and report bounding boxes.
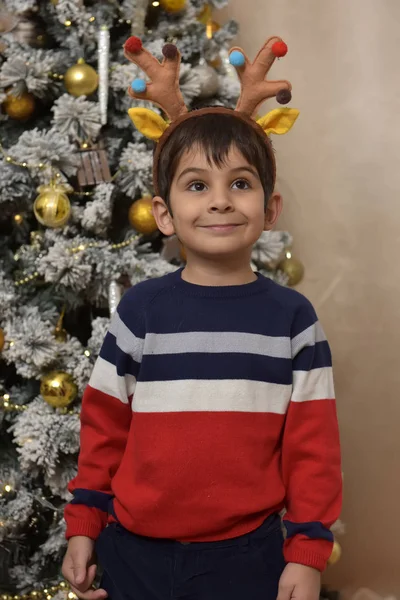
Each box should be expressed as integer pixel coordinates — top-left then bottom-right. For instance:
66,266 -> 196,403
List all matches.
95,514 -> 286,600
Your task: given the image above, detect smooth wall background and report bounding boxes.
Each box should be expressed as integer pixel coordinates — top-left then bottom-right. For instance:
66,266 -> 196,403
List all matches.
216,0 -> 400,595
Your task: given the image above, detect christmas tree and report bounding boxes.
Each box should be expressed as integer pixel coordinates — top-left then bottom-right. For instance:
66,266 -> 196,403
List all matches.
0,0 -> 304,595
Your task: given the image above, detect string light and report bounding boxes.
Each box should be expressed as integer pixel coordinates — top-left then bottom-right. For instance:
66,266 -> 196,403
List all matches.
0,582 -> 72,600
1,393 -> 27,412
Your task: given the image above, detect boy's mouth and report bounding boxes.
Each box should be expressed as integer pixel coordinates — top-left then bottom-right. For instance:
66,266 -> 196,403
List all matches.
199,223 -> 244,232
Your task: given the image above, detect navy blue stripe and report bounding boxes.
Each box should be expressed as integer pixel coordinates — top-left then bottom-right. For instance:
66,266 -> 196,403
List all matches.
283,520 -> 334,542
71,489 -> 114,514
291,305 -> 317,338
100,332 -> 140,377
139,352 -> 292,385
293,341 -> 332,370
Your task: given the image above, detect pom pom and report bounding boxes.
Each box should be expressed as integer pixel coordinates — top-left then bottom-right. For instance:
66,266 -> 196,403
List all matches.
131,78 -> 147,93
162,44 -> 178,59
276,89 -> 292,105
125,36 -> 143,54
272,41 -> 288,58
229,50 -> 246,67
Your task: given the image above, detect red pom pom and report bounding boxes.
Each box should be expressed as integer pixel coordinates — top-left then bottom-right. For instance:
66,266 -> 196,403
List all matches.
125,36 -> 143,54
272,41 -> 288,58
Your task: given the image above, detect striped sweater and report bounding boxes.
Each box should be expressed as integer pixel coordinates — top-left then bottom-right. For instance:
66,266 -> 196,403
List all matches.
65,268 -> 342,572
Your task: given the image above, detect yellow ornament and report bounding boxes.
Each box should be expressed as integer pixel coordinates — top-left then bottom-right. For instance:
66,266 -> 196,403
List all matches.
128,196 -> 158,235
40,371 -> 78,408
278,252 -> 304,287
328,540 -> 342,566
206,19 -> 221,40
160,0 -> 186,13
197,3 -> 212,24
2,91 -> 35,120
0,328 -> 5,352
33,182 -> 72,228
64,58 -> 99,97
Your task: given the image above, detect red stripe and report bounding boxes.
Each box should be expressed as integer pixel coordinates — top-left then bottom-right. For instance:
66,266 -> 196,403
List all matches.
111,411 -> 286,541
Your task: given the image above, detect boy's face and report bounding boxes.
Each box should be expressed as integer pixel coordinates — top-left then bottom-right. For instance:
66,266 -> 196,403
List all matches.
152,145 -> 282,261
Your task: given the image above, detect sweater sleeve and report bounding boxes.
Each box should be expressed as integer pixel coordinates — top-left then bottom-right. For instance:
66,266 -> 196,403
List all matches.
64,291 -> 144,540
282,301 -> 342,572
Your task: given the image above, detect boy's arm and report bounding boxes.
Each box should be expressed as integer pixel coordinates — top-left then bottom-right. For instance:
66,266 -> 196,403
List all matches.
282,300 -> 342,572
64,291 -> 144,540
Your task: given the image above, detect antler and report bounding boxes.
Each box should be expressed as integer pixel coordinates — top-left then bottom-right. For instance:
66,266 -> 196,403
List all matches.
124,37 -> 188,122
230,36 -> 292,118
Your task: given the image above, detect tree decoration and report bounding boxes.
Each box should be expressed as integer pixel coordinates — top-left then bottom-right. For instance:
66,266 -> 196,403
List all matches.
128,196 -> 158,234
328,540 -> 342,566
77,141 -> 112,187
64,59 -> 99,97
98,25 -> 110,125
33,181 -> 73,228
2,91 -> 35,120
40,371 -> 78,408
160,0 -> 186,13
108,281 -> 122,316
53,307 -> 67,343
278,250 -> 304,286
0,328 -> 5,352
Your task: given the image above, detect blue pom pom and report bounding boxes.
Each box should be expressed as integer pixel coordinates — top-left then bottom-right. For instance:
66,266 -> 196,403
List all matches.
131,78 -> 146,93
229,51 -> 245,67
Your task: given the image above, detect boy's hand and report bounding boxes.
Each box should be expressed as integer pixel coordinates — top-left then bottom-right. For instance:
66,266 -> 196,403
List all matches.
277,563 -> 321,600
62,536 -> 108,600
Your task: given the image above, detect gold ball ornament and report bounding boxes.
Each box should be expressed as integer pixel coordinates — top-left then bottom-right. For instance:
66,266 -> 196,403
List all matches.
278,252 -> 304,287
197,3 -> 212,24
40,371 -> 78,408
2,91 -> 35,120
0,328 -> 5,352
328,540 -> 342,566
64,58 -> 99,97
33,182 -> 72,228
128,196 -> 158,235
160,0 -> 186,13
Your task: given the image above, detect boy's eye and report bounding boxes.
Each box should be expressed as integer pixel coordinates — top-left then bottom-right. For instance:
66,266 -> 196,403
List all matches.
232,179 -> 250,190
188,181 -> 207,192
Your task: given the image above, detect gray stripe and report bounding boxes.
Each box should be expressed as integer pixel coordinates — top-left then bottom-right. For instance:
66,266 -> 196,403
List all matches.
109,311 -> 144,364
291,322 -> 326,358
143,331 -> 291,359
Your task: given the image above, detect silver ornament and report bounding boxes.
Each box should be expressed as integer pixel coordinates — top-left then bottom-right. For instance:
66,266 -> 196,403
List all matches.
108,280 -> 122,316
192,62 -> 219,99
98,25 -> 110,126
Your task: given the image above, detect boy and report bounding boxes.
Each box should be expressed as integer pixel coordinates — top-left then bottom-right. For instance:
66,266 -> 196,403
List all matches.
62,36 -> 342,600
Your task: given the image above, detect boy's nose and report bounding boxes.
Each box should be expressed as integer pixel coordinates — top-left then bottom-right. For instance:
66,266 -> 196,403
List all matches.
208,192 -> 234,213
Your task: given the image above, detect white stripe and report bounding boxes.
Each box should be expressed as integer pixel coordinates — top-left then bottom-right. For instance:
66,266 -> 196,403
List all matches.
291,322 -> 326,358
144,331 -> 291,359
109,311 -> 144,363
132,379 -> 291,414
291,367 -> 334,402
89,356 -> 136,404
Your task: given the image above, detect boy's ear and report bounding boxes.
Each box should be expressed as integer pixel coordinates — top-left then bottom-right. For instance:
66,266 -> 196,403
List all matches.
127,108 -> 169,141
152,196 -> 175,236
264,191 -> 283,231
257,108 -> 299,136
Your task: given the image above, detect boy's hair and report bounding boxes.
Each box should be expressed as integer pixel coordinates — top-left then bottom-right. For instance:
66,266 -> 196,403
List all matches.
156,111 -> 275,212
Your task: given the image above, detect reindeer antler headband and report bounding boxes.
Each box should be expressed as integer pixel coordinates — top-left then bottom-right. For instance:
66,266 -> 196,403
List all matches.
123,35 -> 299,194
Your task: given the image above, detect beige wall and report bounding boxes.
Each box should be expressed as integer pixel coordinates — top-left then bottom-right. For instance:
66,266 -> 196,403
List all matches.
217,0 -> 400,595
